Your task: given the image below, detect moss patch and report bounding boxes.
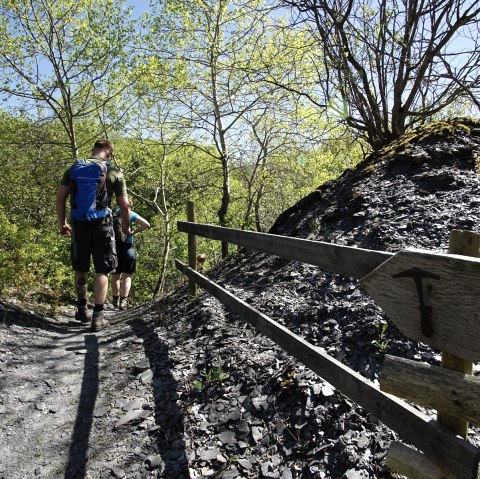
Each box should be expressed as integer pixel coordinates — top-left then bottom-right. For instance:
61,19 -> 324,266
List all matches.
372,117 -> 480,162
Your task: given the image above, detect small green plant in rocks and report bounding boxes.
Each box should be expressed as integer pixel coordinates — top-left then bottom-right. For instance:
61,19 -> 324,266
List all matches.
371,321 -> 390,354
193,354 -> 228,390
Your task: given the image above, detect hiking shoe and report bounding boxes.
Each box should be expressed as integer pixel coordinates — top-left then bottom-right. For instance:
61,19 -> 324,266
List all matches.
75,307 -> 91,324
112,296 -> 120,309
119,297 -> 128,311
91,310 -> 110,332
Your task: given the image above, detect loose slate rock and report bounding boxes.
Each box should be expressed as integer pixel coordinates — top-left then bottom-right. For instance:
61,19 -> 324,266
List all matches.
145,454 -> 164,471
93,406 -> 109,418
133,358 -> 150,373
122,398 -> 144,412
237,458 -> 253,470
4,121 -> 480,479
199,448 -> 221,461
113,409 -> 152,430
252,395 -> 268,411
236,420 -> 250,437
322,383 -> 335,397
138,369 -> 153,384
110,466 -> 126,478
218,430 -> 236,445
261,461 -> 279,478
251,426 -> 264,443
222,467 -> 239,479
343,469 -> 369,479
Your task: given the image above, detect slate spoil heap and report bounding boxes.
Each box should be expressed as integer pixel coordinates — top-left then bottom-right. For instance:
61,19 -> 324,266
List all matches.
1,118 -> 480,479
159,118 -> 480,478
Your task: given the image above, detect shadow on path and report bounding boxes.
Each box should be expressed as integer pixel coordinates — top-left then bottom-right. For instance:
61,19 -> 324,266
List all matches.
128,317 -> 190,478
65,334 -> 99,479
0,300 -> 89,336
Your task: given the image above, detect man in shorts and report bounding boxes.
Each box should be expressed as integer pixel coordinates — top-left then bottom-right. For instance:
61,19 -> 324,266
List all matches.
55,139 -> 131,332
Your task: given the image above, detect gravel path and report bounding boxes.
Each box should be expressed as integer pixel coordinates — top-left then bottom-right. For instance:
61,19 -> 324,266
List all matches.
0,301 -> 185,479
1,308 -> 89,478
0,294 -> 400,479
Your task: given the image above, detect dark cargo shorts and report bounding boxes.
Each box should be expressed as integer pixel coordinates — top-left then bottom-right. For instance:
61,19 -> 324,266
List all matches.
71,218 -> 118,274
112,243 -> 136,274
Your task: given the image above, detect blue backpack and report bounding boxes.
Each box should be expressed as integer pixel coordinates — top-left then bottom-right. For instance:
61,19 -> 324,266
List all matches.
69,159 -> 110,221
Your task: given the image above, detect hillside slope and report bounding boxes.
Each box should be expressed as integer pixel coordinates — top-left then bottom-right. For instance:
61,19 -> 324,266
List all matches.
2,118 -> 480,479
158,117 -> 480,478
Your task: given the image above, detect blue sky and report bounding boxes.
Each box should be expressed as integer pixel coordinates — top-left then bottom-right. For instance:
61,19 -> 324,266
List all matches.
128,0 -> 153,17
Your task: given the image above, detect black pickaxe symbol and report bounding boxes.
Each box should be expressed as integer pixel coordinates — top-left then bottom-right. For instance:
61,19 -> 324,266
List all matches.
393,267 -> 441,338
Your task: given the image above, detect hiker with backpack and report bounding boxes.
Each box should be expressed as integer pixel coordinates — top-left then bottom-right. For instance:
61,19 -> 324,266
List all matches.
55,139 -> 131,332
111,196 -> 150,310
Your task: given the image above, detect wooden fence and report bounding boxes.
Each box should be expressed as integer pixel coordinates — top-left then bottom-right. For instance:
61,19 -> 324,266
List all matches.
176,209 -> 480,479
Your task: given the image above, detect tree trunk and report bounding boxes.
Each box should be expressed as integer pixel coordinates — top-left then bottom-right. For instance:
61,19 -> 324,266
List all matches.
153,225 -> 172,298
218,161 -> 230,258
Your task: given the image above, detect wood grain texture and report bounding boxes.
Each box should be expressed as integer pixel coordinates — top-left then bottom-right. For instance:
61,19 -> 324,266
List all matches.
177,221 -> 392,279
178,222 -> 480,359
386,442 -> 448,479
175,260 -> 480,479
437,230 -> 478,437
380,355 -> 480,426
360,248 -> 480,360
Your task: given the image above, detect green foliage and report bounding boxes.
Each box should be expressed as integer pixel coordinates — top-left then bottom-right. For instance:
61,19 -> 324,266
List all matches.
0,0 -> 136,157
371,321 -> 390,354
0,106 -> 364,305
327,97 -> 350,121
193,355 -> 228,390
279,0 -> 480,150
0,205 -> 71,301
0,115 -> 74,301
0,1 -> 369,308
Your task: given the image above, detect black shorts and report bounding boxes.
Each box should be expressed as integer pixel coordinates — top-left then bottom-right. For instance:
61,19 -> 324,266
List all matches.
112,243 -> 136,274
71,218 -> 117,274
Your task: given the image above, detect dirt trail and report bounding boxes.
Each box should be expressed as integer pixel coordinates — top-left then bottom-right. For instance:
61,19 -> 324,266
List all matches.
0,301 -> 173,479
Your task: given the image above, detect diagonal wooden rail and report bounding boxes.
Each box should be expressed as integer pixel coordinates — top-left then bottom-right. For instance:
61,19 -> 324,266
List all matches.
175,260 -> 480,479
177,221 -> 392,279
178,221 -> 480,361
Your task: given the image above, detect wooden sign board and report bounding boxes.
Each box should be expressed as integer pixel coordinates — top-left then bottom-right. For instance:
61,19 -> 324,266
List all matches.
360,249 -> 480,361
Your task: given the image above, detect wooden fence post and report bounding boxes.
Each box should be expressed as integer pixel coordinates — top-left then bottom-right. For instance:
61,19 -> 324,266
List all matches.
187,201 -> 197,296
437,229 -> 479,437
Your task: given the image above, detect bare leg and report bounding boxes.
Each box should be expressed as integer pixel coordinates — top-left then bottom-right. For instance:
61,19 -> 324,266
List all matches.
74,271 -> 88,300
91,274 -> 110,331
111,273 -> 121,297
94,273 -> 109,305
120,273 -> 132,297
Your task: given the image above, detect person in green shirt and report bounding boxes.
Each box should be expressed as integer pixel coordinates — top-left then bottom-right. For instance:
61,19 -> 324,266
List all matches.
55,139 -> 131,332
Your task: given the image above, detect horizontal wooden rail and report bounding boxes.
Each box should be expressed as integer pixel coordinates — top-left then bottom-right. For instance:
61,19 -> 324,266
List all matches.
175,260 -> 480,479
381,355 -> 480,426
177,221 -> 392,279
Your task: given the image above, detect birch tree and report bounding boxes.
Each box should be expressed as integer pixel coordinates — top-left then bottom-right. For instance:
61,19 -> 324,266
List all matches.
0,0 -> 136,158
148,0 -> 272,256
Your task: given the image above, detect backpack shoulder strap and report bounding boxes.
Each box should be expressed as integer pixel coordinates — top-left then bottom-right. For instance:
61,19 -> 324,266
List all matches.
82,158 -> 108,187
97,161 -> 108,191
